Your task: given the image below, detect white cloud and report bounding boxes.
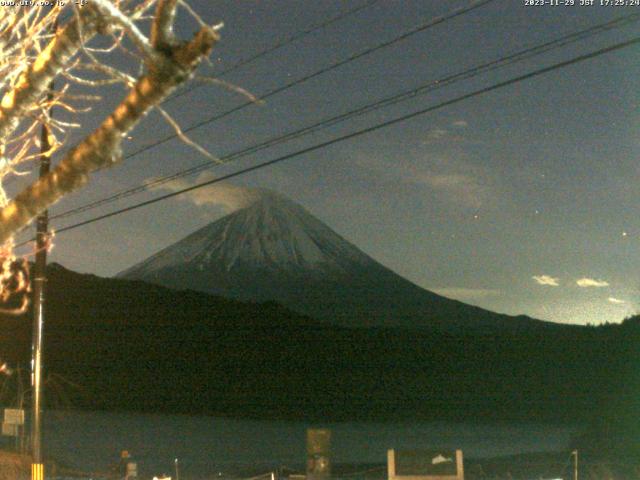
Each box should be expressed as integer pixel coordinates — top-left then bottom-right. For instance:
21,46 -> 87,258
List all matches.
532,275 -> 560,286
432,287 -> 501,300
147,172 -> 261,212
608,297 -> 626,304
425,128 -> 449,142
355,152 -> 494,211
414,171 -> 487,209
451,120 -> 468,128
576,278 -> 609,288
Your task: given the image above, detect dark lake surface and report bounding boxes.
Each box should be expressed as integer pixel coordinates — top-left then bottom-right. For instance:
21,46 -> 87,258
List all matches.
38,410 -> 580,479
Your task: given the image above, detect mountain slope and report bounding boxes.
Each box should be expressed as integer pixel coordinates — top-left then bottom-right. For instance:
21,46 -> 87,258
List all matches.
118,191 -> 552,330
119,190 -> 550,332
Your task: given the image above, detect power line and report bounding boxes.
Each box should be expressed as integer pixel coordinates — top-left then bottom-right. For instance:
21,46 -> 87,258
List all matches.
113,0 -> 497,163
166,0 -> 381,104
50,12 -> 640,221
0,0 -> 380,193
225,0 -> 380,74
37,35 -> 640,241
44,0 -> 496,218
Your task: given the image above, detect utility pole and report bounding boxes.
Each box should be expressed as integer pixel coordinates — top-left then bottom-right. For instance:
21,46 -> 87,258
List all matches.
572,449 -> 578,480
31,99 -> 51,480
31,55 -> 54,480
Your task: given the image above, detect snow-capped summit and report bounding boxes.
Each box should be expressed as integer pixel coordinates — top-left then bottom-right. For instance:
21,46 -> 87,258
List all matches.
119,189 -> 373,276
119,189 -> 548,331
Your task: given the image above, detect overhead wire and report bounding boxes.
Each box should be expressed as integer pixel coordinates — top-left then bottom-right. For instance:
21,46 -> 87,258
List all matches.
103,0 -> 497,167
165,0 -> 381,104
4,0 -> 493,194
0,0 -> 381,191
49,12 -> 640,221
27,35 -> 639,243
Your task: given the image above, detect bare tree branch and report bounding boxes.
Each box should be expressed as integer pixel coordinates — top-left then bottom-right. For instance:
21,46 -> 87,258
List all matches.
0,11 -> 220,243
151,0 -> 179,49
0,6 -> 101,145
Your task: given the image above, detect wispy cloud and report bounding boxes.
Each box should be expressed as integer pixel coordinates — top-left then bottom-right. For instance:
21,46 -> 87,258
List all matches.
358,122 -> 494,210
432,287 -> 501,300
576,278 -> 609,288
359,153 -> 491,210
424,121 -> 468,144
146,172 -> 261,212
608,297 -> 626,304
424,128 -> 449,143
414,171 -> 487,209
533,275 -> 560,286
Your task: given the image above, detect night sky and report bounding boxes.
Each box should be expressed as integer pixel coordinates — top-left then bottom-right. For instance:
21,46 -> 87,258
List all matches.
12,0 -> 640,325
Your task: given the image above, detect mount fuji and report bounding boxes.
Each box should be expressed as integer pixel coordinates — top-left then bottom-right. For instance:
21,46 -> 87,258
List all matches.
118,189 -> 549,332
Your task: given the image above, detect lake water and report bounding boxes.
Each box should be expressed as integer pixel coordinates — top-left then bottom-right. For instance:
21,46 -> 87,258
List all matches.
35,410 -> 579,479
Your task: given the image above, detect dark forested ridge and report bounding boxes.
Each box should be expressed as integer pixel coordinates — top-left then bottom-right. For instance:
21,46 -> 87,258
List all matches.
0,264 -> 637,434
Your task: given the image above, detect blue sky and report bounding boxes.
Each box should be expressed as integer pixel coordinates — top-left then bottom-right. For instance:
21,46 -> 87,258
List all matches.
12,0 -> 640,325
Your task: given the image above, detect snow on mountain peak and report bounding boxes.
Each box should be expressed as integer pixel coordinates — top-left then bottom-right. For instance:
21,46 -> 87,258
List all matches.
119,189 -> 375,277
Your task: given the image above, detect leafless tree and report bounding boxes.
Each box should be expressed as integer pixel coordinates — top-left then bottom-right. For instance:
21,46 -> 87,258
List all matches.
0,0 -> 221,309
